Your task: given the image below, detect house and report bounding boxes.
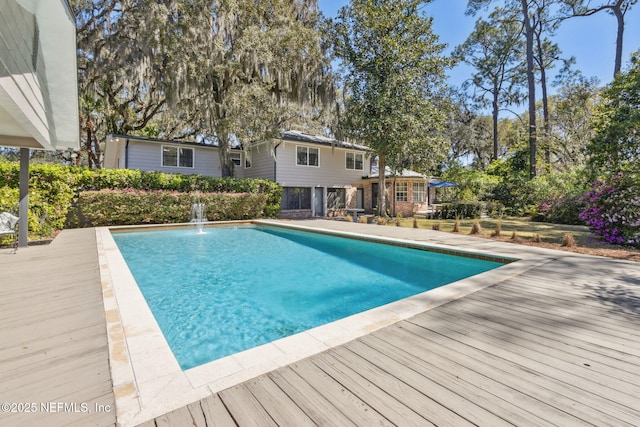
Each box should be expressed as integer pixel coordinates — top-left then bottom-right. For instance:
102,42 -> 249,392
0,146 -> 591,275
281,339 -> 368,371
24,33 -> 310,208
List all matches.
363,166 -> 437,218
0,0 -> 79,246
104,131 -> 437,218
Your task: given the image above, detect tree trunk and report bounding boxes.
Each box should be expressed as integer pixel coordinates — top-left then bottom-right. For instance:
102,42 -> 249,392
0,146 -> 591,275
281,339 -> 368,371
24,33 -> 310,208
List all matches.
378,154 -> 387,217
521,0 -> 537,178
217,133 -> 235,177
492,88 -> 499,161
85,115 -> 94,169
613,4 -> 624,77
541,66 -> 551,169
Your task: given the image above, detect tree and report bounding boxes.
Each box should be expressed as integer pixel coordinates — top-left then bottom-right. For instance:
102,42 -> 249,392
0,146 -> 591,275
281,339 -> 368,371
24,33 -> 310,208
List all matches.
334,0 -> 452,216
547,73 -> 599,169
467,0 -> 539,177
530,0 -> 565,168
72,0 -> 190,167
455,7 -> 525,162
587,52 -> 640,175
561,0 -> 637,77
172,0 -> 333,177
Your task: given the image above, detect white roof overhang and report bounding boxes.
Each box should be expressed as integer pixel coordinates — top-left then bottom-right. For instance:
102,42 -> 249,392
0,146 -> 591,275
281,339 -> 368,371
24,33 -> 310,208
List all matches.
0,0 -> 78,150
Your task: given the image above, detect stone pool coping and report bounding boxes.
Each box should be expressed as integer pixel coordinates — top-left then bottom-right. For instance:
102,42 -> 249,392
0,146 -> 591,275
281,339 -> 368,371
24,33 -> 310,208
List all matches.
98,220 -> 557,426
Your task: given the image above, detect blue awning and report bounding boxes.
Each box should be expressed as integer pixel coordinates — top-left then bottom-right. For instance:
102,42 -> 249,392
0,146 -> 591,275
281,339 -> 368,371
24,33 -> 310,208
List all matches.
430,181 -> 459,188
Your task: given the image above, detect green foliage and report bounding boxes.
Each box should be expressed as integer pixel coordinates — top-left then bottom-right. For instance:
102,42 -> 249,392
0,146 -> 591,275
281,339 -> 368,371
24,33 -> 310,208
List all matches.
77,190 -> 268,226
436,202 -> 483,220
441,164 -> 500,202
0,162 -> 281,237
335,0 -> 452,173
587,53 -> 640,177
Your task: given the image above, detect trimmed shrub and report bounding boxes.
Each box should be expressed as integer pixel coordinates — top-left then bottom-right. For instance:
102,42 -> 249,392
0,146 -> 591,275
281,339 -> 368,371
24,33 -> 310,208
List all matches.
76,190 -> 268,227
0,161 -> 282,237
437,202 -> 483,220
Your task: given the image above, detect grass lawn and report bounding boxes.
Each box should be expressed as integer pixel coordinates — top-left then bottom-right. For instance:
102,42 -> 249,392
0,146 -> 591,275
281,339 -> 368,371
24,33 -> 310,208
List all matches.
380,216 -> 640,262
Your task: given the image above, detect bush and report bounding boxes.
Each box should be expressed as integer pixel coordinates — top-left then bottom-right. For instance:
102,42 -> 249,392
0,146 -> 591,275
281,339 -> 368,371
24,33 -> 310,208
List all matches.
436,202 -> 483,219
76,190 -> 268,227
0,161 -> 282,237
579,173 -> 640,247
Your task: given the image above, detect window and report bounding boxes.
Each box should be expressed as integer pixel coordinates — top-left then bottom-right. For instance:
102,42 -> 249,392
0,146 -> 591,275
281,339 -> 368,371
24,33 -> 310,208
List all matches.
327,188 -> 346,209
230,152 -> 241,166
162,146 -> 194,168
346,152 -> 364,170
281,187 -> 311,210
413,182 -> 425,202
396,182 -> 408,202
296,146 -> 319,167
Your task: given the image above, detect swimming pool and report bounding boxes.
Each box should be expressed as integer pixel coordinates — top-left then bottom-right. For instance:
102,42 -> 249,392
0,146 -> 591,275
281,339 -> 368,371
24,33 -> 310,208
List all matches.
112,224 -> 504,369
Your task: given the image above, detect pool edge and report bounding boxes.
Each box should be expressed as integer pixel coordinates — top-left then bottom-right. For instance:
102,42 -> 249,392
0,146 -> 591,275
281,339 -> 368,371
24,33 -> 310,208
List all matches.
99,221 -> 551,426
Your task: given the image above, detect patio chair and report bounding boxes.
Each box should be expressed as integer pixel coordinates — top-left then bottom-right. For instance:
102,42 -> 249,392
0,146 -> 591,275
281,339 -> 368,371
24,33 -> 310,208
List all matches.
0,212 -> 19,253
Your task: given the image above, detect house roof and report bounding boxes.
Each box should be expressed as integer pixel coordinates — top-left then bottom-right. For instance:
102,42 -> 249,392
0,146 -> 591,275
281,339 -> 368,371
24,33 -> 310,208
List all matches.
108,131 -> 371,152
105,134 -> 231,150
366,164 -> 427,179
279,130 -> 369,151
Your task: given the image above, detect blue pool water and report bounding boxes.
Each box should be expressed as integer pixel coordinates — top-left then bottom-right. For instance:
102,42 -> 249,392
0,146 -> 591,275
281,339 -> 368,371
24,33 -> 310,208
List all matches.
112,225 -> 503,369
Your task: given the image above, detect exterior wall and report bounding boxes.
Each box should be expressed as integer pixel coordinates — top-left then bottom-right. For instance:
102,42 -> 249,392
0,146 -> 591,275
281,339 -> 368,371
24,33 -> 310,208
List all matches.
127,140 -> 222,177
275,141 -> 369,187
362,178 -> 429,217
242,144 -> 275,181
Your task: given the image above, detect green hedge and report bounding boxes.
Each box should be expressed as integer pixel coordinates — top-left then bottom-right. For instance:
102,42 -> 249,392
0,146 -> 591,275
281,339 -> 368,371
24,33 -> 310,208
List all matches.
77,190 -> 268,226
435,202 -> 483,219
0,161 -> 281,238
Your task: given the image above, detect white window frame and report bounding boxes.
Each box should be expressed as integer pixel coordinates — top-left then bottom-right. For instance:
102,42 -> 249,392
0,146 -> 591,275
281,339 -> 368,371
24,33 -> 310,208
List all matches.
413,182 -> 426,202
230,152 -> 241,166
162,145 -> 194,168
396,181 -> 408,202
296,145 -> 320,167
346,151 -> 364,170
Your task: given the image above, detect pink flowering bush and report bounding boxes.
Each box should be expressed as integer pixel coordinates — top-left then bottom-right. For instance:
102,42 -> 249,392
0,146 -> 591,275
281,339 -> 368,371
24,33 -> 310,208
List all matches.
579,173 -> 640,247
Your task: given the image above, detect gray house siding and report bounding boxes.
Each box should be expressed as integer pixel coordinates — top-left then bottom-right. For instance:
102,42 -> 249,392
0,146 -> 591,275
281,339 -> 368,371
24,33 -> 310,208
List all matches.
128,140 -> 222,177
242,145 -> 275,181
275,141 -> 369,187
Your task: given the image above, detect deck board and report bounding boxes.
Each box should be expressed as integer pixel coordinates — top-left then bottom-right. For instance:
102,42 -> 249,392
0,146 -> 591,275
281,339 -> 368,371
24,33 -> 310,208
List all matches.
3,220 -> 640,427
0,228 -> 115,427
311,351 -> 429,426
134,221 -> 640,426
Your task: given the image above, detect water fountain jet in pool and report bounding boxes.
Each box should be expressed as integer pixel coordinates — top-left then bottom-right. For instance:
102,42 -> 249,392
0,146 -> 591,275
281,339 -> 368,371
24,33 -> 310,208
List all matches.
190,191 -> 207,233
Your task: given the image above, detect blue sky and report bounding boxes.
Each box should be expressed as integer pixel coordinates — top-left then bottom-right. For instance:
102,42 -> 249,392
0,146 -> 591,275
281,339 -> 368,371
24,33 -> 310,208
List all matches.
318,0 -> 640,90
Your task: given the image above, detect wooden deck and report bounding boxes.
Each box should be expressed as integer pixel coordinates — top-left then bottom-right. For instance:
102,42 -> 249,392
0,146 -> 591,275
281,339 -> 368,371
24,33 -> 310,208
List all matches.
2,222 -> 640,426
0,229 -> 115,427
146,223 -> 640,427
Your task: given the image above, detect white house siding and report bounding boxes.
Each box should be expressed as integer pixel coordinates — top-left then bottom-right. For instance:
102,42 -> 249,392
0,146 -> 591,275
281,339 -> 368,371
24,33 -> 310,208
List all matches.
242,144 -> 275,181
0,0 -> 50,146
127,140 -> 222,177
275,141 -> 369,187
